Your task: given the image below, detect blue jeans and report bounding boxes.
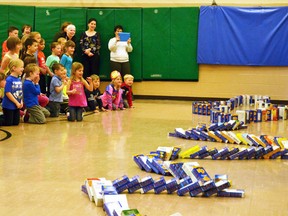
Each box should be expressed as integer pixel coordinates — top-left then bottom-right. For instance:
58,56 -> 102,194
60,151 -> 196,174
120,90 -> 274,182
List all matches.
68,106 -> 83,121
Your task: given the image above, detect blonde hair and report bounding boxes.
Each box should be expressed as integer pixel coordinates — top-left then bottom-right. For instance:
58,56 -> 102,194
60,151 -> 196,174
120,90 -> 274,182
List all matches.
70,62 -> 84,82
123,74 -> 134,81
24,63 -> 39,78
8,59 -> 24,72
57,37 -> 67,45
90,74 -> 100,81
29,31 -> 41,40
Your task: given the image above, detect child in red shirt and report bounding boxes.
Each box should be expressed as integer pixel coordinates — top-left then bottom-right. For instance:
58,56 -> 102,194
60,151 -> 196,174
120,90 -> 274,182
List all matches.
121,74 -> 134,108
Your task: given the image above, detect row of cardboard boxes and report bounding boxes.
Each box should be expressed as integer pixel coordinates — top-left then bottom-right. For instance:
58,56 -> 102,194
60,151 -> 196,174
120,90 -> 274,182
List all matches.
134,146 -> 287,180
210,106 -> 287,124
169,127 -> 288,149
82,174 -> 244,216
192,95 -> 271,116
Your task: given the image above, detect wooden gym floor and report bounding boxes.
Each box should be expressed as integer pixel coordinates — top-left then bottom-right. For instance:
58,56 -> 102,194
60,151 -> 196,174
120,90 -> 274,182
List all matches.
0,99 -> 287,216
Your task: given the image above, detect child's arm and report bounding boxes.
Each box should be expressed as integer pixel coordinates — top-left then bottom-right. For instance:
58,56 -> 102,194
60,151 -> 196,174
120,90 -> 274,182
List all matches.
0,57 -> 9,73
5,92 -> 23,109
82,77 -> 93,92
55,79 -> 67,93
66,80 -> 77,95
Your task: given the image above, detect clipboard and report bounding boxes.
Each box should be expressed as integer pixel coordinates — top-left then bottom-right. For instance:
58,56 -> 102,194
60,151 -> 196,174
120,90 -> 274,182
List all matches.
118,32 -> 130,41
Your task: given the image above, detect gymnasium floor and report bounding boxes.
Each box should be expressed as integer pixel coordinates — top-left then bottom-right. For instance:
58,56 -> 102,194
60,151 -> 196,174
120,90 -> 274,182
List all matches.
0,99 -> 287,216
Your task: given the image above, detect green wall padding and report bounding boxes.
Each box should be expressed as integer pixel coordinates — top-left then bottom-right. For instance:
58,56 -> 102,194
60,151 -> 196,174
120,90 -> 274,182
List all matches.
1,5 -> 199,81
170,7 -> 199,80
143,8 -> 171,80
34,7 -> 61,57
8,6 -> 35,32
0,5 -> 9,59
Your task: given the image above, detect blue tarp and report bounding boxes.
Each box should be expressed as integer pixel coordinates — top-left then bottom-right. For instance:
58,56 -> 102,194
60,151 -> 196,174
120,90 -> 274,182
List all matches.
197,6 -> 288,66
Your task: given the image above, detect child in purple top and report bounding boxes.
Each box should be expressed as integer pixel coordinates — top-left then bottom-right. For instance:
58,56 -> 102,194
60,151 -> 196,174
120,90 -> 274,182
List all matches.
101,70 -> 124,110
66,62 -> 93,121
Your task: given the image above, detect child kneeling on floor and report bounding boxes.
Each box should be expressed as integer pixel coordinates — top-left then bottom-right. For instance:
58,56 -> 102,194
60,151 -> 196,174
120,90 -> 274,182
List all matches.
101,70 -> 124,111
23,63 -> 50,123
66,62 -> 93,121
46,63 -> 67,117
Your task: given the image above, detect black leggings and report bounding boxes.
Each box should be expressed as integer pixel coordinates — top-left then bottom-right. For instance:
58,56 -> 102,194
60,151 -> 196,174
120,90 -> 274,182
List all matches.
110,61 -> 131,77
3,108 -> 20,126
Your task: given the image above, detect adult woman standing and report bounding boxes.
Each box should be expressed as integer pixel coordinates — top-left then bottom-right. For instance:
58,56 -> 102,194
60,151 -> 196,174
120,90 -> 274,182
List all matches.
108,25 -> 133,77
54,23 -> 76,44
79,18 -> 101,78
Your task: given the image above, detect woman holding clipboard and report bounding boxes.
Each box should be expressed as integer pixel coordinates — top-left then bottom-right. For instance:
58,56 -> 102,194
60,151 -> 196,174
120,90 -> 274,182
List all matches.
108,25 -> 133,77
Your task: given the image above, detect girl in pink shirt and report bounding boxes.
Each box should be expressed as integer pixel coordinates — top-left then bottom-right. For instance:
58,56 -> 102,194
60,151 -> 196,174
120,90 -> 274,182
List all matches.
66,62 -> 93,121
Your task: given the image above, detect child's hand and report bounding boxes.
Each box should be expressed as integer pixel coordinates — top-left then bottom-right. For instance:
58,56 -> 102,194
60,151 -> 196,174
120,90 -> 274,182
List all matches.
71,89 -> 77,94
16,102 -> 23,109
86,77 -> 92,83
33,75 -> 40,84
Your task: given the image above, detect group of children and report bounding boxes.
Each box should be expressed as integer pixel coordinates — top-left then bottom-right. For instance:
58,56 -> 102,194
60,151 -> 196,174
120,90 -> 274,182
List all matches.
0,59 -> 134,125
0,25 -> 135,126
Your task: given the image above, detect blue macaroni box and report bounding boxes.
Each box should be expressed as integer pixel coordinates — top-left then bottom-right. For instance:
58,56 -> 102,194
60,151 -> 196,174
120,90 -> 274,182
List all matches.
140,176 -> 154,188
198,152 -> 211,159
254,146 -> 265,159
166,178 -> 179,194
137,156 -> 152,172
201,180 -> 216,192
221,147 -> 239,160
189,187 -> 203,197
246,147 -> 256,159
154,184 -> 167,194
178,176 -> 193,188
192,167 -> 212,183
216,180 -> 231,191
140,184 -> 154,194
113,175 -> 130,188
177,181 -> 201,196
133,155 -> 144,170
212,147 -> 229,160
146,158 -> 160,174
238,148 -> 249,160
153,177 -> 166,188
203,187 -> 218,197
127,176 -> 141,193
217,189 -> 245,198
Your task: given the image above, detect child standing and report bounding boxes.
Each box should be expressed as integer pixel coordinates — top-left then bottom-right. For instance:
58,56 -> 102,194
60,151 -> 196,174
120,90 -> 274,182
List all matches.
46,42 -> 62,95
38,38 -> 53,94
60,40 -> 75,78
2,59 -> 23,126
46,63 -> 67,117
0,37 -> 22,74
85,74 -> 106,113
66,62 -> 93,121
21,38 -> 38,62
121,74 -> 134,108
101,70 -> 124,110
23,63 -> 50,124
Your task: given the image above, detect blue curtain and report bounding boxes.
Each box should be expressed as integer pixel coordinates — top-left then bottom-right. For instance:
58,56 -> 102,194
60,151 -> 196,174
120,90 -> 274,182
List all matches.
197,6 -> 288,66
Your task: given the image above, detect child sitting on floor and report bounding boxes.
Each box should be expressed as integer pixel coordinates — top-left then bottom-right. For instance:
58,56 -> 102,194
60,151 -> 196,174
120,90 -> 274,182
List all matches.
85,74 -> 107,113
101,70 -> 124,111
121,74 -> 134,108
